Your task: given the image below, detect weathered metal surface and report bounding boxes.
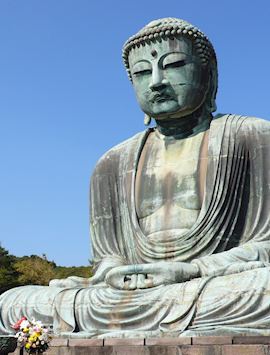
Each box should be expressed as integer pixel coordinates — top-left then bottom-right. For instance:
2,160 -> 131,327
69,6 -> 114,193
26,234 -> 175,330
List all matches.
1,17 -> 270,339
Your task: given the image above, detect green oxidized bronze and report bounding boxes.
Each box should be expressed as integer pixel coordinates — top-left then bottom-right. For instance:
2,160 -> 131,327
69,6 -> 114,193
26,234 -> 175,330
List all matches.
122,18 -> 217,79
1,17 -> 270,338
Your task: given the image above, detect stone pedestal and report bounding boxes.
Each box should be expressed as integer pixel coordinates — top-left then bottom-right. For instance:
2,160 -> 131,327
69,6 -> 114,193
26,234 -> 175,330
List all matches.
9,336 -> 270,355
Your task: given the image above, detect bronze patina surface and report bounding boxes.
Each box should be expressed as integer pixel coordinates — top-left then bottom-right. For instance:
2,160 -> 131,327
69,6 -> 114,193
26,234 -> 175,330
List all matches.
1,18 -> 270,338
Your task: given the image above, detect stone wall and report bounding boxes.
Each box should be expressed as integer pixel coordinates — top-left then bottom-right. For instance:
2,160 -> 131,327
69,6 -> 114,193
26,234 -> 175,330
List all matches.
9,336 -> 270,355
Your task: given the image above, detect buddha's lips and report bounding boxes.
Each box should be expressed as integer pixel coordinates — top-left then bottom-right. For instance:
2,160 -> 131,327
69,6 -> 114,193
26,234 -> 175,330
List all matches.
150,93 -> 174,103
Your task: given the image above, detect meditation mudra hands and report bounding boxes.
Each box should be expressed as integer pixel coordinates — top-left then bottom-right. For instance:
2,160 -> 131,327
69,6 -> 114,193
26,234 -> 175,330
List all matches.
105,262 -> 200,290
49,261 -> 199,289
48,260 -> 269,289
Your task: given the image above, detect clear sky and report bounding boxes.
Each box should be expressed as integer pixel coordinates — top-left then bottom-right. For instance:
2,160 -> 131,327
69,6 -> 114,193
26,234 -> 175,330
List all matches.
0,0 -> 269,266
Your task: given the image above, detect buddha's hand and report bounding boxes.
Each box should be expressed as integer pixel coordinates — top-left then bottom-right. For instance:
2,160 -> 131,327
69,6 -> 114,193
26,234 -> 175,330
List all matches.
105,262 -> 200,290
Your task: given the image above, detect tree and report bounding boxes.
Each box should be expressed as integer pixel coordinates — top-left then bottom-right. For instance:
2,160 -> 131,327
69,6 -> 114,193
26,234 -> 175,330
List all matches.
0,245 -> 93,292
0,245 -> 20,293
14,256 -> 55,286
54,266 -> 92,279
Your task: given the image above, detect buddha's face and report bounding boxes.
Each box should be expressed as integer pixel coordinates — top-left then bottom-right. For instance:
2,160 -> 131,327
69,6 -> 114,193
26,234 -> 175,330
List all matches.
128,37 -> 210,119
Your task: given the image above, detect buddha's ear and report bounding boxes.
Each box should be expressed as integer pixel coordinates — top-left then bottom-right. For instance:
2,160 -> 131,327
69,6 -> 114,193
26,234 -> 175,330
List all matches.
205,59 -> 218,113
144,114 -> 152,126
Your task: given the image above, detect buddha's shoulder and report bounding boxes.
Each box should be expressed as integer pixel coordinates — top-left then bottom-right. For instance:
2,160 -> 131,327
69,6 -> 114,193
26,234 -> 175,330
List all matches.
93,131 -> 146,172
213,113 -> 270,133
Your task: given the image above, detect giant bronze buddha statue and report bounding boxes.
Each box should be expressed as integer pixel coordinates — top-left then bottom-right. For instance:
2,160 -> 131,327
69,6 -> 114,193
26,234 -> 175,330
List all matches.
2,17 -> 270,338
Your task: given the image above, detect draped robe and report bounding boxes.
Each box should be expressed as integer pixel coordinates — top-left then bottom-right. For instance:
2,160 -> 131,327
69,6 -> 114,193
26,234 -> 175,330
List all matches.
2,113 -> 270,337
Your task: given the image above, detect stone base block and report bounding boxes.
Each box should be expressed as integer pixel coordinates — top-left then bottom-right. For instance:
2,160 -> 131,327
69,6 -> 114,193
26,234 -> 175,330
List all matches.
10,336 -> 270,355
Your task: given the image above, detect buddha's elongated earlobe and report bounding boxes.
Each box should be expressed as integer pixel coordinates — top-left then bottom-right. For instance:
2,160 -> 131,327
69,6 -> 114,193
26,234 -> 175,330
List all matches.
205,60 -> 218,114
144,114 -> 151,126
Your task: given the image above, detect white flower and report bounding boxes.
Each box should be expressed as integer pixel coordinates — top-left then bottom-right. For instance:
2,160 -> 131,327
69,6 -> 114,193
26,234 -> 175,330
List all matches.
14,317 -> 51,352
20,320 -> 30,329
31,319 -> 43,328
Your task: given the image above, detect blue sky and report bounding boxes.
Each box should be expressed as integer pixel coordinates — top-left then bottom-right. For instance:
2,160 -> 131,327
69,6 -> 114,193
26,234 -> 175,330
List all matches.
0,0 -> 269,266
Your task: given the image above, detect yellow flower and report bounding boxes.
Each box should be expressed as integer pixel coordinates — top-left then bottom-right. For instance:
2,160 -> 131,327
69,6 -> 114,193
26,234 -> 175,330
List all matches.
29,336 -> 37,342
25,343 -> 31,349
23,328 -> 29,333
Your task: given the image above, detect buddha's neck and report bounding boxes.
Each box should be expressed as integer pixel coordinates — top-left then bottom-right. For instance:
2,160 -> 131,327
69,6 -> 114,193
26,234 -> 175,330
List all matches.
155,108 -> 212,139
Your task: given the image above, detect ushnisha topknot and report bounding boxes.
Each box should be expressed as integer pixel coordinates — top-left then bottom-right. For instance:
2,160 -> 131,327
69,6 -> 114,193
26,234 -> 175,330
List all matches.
122,17 -> 217,81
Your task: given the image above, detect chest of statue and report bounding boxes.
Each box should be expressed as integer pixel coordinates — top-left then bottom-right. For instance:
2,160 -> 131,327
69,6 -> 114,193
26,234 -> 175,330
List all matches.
135,130 -> 207,235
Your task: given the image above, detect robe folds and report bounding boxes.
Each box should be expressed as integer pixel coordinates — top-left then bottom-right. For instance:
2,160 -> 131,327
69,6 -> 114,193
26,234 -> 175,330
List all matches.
2,113 -> 270,337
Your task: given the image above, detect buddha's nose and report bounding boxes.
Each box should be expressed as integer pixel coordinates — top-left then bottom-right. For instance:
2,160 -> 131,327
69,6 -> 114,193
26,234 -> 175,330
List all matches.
149,68 -> 168,91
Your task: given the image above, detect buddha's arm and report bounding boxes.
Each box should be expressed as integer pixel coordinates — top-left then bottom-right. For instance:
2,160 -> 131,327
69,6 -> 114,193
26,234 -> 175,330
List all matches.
105,242 -> 270,290
191,241 -> 270,277
105,243 -> 270,289
191,118 -> 270,277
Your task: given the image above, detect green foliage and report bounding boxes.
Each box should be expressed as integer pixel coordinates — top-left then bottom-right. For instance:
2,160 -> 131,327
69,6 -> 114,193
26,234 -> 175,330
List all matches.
14,256 -> 55,286
54,266 -> 92,279
0,245 -> 93,294
0,246 -> 20,293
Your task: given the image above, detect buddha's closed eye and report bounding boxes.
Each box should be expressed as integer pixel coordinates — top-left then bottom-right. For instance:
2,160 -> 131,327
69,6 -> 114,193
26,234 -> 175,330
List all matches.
163,60 -> 186,69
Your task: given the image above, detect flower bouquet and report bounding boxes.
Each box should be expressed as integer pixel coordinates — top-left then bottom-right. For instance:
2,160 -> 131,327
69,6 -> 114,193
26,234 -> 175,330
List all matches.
13,317 -> 52,354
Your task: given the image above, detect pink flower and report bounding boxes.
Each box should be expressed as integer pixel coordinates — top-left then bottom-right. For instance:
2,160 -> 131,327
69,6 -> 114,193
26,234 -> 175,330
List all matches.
12,317 -> 27,331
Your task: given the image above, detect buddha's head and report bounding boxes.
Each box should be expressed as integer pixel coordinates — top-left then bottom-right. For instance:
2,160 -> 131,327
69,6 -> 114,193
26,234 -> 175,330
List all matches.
123,18 -> 218,121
